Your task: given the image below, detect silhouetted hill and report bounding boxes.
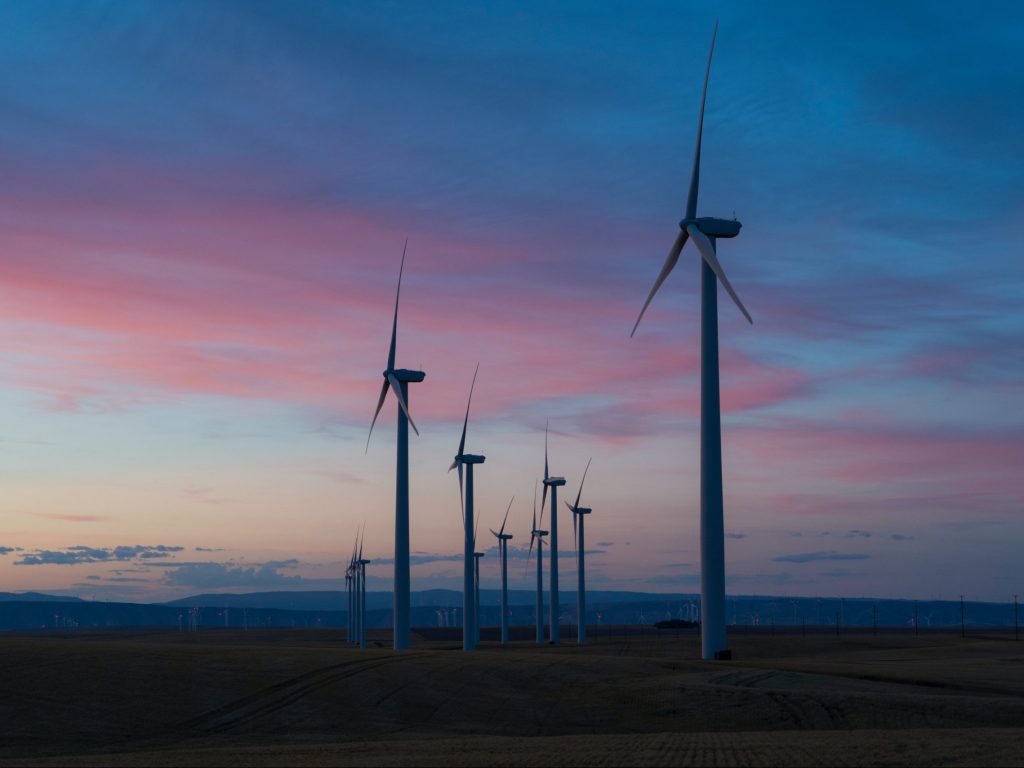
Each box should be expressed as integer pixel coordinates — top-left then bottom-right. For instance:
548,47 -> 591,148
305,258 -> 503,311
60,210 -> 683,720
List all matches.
0,592 -> 83,602
0,600 -> 343,631
166,589 -> 696,611
3,592 -> 1019,632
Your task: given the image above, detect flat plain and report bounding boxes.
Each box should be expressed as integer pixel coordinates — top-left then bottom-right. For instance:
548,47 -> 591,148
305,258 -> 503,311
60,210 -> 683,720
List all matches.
1,629 -> 1022,766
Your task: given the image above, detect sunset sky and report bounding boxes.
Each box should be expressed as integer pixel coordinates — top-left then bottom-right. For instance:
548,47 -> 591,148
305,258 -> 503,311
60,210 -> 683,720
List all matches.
1,0 -> 1021,603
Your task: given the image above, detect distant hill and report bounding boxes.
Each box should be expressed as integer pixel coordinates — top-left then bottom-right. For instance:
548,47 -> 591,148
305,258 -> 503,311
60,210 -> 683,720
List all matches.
0,600 -> 344,632
3,590 -> 1019,632
166,589 -> 695,612
0,592 -> 83,603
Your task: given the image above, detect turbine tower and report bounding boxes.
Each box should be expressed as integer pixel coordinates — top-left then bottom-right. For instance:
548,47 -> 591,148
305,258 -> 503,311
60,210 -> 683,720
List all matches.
473,550 -> 485,645
345,536 -> 357,644
449,365 -> 485,652
490,496 -> 515,646
540,422 -> 566,645
565,458 -> 592,645
357,533 -> 370,650
367,240 -> 425,652
527,483 -> 548,644
631,22 -> 751,661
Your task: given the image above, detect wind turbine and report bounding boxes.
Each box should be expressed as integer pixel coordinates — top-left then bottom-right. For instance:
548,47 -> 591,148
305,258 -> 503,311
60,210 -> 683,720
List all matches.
472,504 -> 485,646
630,21 -> 750,662
345,545 -> 354,643
346,534 -> 358,644
540,422 -> 566,645
490,496 -> 515,646
357,532 -> 371,650
527,482 -> 548,644
366,240 -> 425,652
450,365 -> 485,652
565,458 -> 592,645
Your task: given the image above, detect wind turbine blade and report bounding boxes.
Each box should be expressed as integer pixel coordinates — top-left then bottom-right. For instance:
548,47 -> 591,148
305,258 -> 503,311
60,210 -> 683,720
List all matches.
573,457 -> 592,511
545,420 -> 551,479
630,229 -> 688,337
387,372 -> 420,435
499,495 -> 514,536
387,239 -> 408,371
686,223 -> 752,324
474,509 -> 480,551
458,363 -> 479,458
685,20 -> 718,221
366,379 -> 390,452
527,490 -> 537,566
490,528 -> 500,538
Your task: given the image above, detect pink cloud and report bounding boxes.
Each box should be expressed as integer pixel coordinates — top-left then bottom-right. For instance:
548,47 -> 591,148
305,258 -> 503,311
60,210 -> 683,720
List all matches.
31,513 -> 109,523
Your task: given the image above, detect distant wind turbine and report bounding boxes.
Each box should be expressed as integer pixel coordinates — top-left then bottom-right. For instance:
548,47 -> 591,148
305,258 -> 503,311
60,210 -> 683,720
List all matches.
540,422 -> 566,645
490,496 -> 515,646
356,531 -> 370,650
345,536 -> 356,644
565,458 -> 592,645
449,365 -> 485,652
527,482 -> 548,644
630,21 -> 750,661
366,240 -> 425,652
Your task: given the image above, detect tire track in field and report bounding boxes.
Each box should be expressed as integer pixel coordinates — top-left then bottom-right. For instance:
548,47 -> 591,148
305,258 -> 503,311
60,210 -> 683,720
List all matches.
175,653 -> 427,735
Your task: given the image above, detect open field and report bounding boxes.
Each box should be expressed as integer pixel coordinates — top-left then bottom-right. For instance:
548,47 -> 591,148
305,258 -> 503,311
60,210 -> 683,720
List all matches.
1,629 -> 1022,766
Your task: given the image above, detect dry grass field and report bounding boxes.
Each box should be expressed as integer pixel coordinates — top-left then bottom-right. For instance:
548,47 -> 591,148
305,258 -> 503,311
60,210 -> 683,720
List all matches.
1,629 -> 1022,766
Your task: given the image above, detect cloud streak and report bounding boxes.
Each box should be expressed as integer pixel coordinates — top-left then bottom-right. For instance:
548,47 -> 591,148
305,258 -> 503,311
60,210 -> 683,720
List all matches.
772,551 -> 870,564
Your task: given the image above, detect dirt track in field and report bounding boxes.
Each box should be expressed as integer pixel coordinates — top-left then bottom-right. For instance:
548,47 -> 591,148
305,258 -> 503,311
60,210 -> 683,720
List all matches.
1,630 -> 1022,766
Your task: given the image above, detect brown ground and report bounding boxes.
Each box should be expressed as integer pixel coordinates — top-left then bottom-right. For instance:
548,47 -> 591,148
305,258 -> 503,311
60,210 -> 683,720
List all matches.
1,629 -> 1022,766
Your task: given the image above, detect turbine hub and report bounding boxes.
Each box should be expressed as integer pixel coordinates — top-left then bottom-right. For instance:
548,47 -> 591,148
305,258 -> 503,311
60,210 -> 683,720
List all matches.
543,477 -> 566,487
456,453 -> 486,464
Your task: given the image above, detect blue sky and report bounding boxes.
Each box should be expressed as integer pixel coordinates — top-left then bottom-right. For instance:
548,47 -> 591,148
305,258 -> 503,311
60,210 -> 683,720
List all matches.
0,0 -> 1021,602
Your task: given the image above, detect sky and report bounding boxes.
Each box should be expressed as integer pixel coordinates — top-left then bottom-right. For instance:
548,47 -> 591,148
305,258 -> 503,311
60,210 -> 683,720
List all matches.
1,0 -> 1021,604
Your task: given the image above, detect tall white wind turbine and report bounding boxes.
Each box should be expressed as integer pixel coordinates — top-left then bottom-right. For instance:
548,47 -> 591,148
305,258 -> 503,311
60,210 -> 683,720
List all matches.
540,422 -> 566,645
450,365 -> 485,652
565,458 -> 592,645
631,21 -> 751,661
366,240 -> 425,652
527,483 -> 548,644
490,496 -> 515,646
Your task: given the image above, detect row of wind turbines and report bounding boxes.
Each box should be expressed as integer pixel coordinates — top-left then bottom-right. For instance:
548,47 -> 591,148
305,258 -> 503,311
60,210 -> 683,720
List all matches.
351,22 -> 749,661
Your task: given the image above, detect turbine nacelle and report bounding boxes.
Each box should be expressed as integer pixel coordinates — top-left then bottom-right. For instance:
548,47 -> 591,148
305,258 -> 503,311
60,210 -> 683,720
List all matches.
682,216 -> 742,239
543,476 -> 566,487
473,552 -> 486,559
532,529 -> 549,537
385,368 -> 426,383
493,533 -> 514,541
572,506 -> 592,515
454,453 -> 486,465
